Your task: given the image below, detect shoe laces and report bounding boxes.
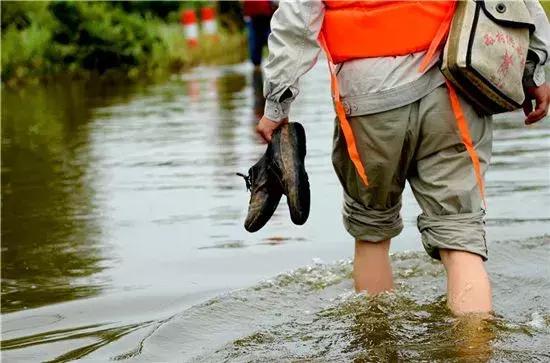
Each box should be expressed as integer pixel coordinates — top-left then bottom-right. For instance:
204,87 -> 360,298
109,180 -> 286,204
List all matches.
236,172 -> 252,191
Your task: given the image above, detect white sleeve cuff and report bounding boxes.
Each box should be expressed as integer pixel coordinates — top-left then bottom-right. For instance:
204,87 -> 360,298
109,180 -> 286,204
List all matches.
264,99 -> 291,122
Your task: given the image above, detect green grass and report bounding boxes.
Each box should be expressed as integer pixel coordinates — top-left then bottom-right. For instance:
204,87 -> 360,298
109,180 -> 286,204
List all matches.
1,1 -> 246,87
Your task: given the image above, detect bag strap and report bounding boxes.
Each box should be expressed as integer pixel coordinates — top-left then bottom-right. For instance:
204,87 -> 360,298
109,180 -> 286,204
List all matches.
319,34 -> 369,186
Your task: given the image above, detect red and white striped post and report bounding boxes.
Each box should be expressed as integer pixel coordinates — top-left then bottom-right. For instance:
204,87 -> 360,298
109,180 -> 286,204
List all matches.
181,9 -> 198,47
200,7 -> 218,37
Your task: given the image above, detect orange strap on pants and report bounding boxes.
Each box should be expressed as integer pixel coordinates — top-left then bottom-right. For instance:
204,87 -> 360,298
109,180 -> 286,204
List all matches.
445,80 -> 487,209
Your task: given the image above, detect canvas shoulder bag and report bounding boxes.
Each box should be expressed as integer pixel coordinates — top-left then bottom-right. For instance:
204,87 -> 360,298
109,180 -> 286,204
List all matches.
441,0 -> 535,114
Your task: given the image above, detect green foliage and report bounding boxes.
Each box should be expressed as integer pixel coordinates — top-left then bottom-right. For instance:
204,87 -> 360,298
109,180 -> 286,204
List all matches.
49,1 -> 163,72
1,1 -> 245,86
1,1 -> 54,31
1,2 -> 57,82
110,1 -> 182,20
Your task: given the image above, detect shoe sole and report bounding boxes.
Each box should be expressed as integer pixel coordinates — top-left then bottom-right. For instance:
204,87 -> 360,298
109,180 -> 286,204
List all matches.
274,123 -> 310,225
244,188 -> 282,232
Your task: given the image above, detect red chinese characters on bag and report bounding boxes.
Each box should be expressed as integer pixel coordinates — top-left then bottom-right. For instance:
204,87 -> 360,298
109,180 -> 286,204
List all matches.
483,31 -> 526,89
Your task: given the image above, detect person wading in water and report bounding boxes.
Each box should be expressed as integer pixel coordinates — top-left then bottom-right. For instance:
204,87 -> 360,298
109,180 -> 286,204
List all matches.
255,0 -> 549,315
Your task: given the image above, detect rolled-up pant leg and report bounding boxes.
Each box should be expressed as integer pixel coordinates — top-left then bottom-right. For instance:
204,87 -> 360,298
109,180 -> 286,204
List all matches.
331,104 -> 416,242
409,86 -> 493,260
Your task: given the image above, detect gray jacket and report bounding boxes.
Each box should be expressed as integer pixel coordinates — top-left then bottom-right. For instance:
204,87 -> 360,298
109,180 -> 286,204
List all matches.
263,0 -> 550,122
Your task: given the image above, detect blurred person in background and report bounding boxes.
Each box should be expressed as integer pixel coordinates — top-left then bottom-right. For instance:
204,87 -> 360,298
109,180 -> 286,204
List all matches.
243,1 -> 277,117
244,0 -> 276,69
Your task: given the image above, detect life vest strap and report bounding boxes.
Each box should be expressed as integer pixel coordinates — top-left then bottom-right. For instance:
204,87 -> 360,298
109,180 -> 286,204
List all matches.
418,1 -> 457,73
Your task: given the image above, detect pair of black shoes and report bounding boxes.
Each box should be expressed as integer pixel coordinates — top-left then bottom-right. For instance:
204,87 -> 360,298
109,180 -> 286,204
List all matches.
237,122 -> 310,232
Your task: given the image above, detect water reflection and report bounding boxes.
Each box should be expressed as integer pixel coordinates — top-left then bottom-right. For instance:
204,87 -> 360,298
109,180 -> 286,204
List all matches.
1,65 -> 276,318
252,68 -> 265,119
215,70 -> 246,155
1,80 -> 147,312
216,72 -> 247,112
213,71 -> 247,204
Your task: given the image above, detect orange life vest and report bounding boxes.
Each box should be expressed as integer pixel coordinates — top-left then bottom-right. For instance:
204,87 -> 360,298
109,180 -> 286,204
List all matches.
319,0 -> 486,207
321,0 -> 456,64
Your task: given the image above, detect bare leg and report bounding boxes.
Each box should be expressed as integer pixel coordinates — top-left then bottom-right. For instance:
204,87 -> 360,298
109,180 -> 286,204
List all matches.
440,249 -> 492,315
353,239 -> 394,294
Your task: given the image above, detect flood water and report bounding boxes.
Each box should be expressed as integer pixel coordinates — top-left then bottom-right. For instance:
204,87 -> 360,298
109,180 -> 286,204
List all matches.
1,62 -> 549,361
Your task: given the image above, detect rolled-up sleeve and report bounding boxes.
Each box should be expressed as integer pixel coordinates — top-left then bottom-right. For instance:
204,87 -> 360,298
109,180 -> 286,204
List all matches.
524,0 -> 550,86
263,0 -> 325,121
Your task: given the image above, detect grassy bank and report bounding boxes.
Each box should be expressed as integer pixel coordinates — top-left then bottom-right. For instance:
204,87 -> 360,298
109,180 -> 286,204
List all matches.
1,1 -> 246,87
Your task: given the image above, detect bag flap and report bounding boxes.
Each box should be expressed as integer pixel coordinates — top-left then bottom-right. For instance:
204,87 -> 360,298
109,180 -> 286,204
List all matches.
480,0 -> 535,31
